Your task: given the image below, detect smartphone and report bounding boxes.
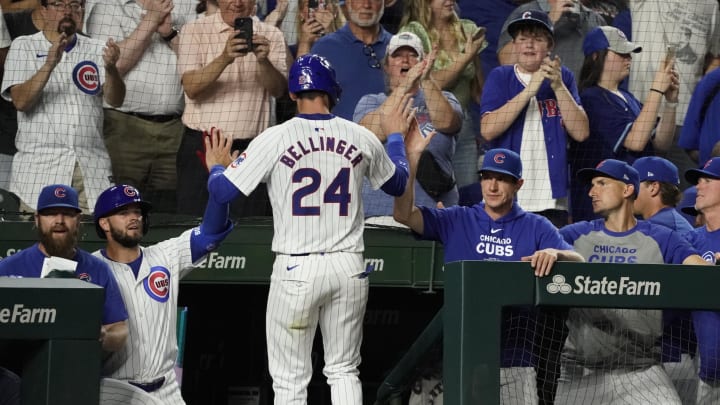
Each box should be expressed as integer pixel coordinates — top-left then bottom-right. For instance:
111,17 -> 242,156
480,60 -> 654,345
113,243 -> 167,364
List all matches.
234,17 -> 253,51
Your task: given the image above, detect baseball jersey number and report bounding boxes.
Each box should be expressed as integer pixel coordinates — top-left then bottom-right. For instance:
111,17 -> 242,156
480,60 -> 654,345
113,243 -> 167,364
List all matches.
292,167 -> 351,216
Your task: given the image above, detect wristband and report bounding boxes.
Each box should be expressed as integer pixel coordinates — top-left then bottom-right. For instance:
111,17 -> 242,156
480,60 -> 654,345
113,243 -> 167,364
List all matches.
650,88 -> 665,96
162,26 -> 179,42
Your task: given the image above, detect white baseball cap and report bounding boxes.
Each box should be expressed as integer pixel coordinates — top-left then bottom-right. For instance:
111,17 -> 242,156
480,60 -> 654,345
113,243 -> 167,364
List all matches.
387,32 -> 424,60
583,26 -> 642,56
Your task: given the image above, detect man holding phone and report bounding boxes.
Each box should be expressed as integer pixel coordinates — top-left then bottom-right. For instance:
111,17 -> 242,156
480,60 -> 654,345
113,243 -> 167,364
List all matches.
177,0 -> 288,217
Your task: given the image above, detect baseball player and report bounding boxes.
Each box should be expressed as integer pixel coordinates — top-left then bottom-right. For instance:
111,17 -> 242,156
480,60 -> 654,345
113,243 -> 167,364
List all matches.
93,131 -> 235,405
205,54 -> 412,405
682,158 -> 720,404
393,147 -> 584,404
632,156 -> 697,403
0,184 -> 129,352
555,159 -> 708,404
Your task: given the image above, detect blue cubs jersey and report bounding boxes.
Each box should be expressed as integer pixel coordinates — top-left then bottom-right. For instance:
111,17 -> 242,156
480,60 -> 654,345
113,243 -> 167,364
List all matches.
478,64 -> 581,199
420,202 -> 572,367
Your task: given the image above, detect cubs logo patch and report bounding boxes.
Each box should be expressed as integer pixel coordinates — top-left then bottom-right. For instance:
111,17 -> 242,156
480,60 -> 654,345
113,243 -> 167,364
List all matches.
230,152 -> 247,168
77,273 -> 91,282
54,187 -> 68,198
143,266 -> 170,303
493,152 -> 506,164
72,61 -> 101,95
123,185 -> 138,197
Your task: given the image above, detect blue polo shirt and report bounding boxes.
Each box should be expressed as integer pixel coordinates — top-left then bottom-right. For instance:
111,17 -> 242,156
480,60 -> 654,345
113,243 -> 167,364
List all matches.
310,24 -> 392,120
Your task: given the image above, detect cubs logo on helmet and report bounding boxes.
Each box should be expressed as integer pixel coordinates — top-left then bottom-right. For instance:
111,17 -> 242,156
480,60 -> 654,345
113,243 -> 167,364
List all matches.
143,266 -> 171,303
124,185 -> 138,197
72,61 -> 101,95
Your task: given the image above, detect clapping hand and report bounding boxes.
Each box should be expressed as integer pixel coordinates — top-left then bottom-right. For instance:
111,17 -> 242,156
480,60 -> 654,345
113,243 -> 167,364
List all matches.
103,39 -> 121,68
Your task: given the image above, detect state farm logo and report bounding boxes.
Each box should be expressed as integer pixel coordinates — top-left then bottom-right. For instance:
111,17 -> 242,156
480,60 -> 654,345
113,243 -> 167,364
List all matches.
546,274 -> 661,296
546,274 -> 571,294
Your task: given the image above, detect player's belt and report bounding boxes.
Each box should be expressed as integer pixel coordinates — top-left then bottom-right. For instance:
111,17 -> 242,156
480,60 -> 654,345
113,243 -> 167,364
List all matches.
128,376 -> 165,392
125,111 -> 181,123
289,253 -> 326,257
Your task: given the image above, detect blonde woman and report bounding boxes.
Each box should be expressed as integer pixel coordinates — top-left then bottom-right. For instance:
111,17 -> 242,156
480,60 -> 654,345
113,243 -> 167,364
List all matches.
399,0 -> 487,187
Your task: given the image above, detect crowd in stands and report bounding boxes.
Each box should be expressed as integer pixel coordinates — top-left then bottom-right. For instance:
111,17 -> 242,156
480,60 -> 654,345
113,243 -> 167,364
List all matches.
0,0 -> 717,225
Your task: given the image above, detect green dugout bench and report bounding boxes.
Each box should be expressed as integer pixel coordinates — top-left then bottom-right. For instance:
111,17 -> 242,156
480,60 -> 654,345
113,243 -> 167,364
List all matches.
2,218 -> 719,404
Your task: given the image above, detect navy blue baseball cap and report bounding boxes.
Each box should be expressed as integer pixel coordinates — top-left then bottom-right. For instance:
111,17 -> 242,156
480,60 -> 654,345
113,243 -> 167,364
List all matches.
678,186 -> 698,217
508,10 -> 554,39
577,159 -> 640,195
37,184 -> 81,212
583,26 -> 641,56
685,157 -> 720,185
480,148 -> 522,180
632,156 -> 680,185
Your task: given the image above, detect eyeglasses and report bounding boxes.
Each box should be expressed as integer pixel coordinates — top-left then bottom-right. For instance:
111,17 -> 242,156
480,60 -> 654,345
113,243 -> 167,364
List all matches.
363,44 -> 381,69
48,2 -> 83,12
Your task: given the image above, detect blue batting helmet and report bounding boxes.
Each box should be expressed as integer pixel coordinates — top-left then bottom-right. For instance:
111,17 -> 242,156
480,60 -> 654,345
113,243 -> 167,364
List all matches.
288,54 -> 342,106
94,185 -> 152,239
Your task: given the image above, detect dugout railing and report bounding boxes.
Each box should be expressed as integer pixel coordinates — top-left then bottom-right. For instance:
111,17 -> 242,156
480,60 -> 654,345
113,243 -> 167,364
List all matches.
437,260 -> 720,404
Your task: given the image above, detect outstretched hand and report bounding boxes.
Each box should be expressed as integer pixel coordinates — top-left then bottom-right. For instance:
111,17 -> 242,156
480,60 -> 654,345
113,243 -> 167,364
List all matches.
203,127 -> 237,170
404,116 -> 435,157
381,93 -> 415,138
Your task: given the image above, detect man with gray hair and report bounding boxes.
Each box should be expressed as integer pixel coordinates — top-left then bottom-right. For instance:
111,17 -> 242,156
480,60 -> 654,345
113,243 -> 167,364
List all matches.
311,0 -> 391,120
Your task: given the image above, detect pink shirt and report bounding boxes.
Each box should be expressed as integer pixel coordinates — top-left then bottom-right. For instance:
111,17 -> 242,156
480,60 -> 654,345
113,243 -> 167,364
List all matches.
178,14 -> 288,139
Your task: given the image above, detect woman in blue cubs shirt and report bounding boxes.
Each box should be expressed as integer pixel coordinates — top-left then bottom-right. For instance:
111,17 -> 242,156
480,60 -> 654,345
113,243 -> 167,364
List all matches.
569,26 -> 679,222
394,146 -> 584,404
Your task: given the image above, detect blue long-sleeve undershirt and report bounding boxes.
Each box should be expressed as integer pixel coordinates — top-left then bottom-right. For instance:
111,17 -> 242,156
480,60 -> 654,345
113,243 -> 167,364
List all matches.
379,133 -> 409,196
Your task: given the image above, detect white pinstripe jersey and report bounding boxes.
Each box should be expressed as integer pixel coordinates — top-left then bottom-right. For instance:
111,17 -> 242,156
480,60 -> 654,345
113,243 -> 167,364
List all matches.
94,229 -> 196,383
1,32 -> 112,210
223,115 -> 396,254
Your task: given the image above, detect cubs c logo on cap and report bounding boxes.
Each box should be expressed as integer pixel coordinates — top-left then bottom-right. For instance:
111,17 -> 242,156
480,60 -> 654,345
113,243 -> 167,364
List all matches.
54,187 -> 67,198
72,61 -> 100,95
522,11 -> 532,19
123,185 -> 138,197
143,266 -> 171,303
493,152 -> 506,164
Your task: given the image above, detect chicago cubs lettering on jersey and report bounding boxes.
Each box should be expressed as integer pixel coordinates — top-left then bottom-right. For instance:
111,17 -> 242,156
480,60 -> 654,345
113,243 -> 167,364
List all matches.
72,61 -> 101,95
144,267 -> 170,303
279,134 -> 364,169
475,233 -> 515,258
588,245 -> 638,263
